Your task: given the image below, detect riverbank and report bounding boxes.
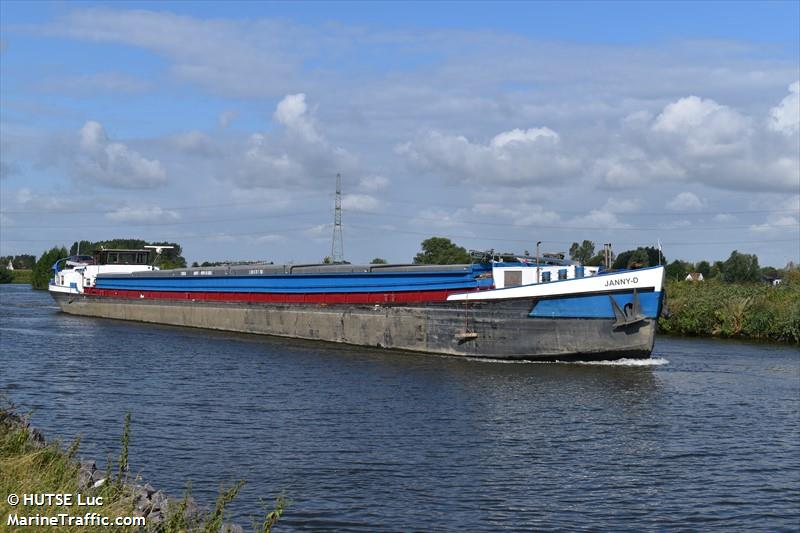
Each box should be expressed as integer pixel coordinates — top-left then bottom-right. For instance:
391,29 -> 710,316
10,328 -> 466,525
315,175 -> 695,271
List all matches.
658,278 -> 800,343
0,404 -> 283,532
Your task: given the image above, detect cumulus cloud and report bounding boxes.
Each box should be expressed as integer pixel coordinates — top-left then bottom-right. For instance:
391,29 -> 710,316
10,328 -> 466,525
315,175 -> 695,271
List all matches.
75,121 -> 167,188
341,193 -> 380,212
595,93 -> 798,193
666,192 -> 705,211
106,206 -> 180,223
594,153 -> 686,188
653,96 -> 750,157
768,81 -> 800,135
397,127 -> 580,186
273,93 -> 321,143
226,94 -> 357,190
46,9 -> 302,98
566,209 -> 630,229
168,130 -> 220,156
303,223 -> 331,238
358,175 -> 390,191
749,194 -> 800,233
602,197 -> 642,214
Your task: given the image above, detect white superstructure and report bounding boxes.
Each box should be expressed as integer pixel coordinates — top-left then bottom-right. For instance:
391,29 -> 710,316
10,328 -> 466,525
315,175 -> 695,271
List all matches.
49,250 -> 157,295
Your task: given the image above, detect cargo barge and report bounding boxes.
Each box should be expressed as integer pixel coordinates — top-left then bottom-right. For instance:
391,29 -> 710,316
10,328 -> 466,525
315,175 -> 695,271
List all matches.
49,248 -> 665,361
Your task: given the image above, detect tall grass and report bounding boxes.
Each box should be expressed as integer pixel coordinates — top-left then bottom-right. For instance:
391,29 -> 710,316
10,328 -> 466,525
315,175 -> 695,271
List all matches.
658,275 -> 800,343
0,406 -> 284,532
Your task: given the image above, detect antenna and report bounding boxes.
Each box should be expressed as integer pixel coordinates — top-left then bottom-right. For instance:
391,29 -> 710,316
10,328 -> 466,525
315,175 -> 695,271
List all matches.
331,173 -> 344,263
144,245 -> 174,255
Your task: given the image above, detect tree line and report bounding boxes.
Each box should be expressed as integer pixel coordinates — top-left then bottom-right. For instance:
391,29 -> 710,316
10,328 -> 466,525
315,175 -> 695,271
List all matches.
567,239 -> 791,283
2,240 -> 187,289
3,236 -> 794,288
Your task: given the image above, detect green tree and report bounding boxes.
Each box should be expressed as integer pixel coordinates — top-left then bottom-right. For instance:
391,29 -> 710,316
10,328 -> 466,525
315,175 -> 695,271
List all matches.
568,240 -> 595,265
665,260 -> 691,280
69,239 -> 186,268
709,260 -> 725,279
696,260 -> 711,278
370,257 -> 388,264
31,246 -> 68,290
722,250 -> 761,283
413,237 -> 470,264
613,247 -> 664,270
584,253 -> 605,267
0,266 -> 13,284
0,254 -> 36,269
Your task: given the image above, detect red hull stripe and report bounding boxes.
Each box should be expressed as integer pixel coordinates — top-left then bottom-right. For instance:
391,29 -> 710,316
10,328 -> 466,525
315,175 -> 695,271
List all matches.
83,287 -> 477,304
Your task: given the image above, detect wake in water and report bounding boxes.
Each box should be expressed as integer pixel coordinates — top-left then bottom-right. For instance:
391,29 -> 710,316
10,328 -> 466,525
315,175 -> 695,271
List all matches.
572,357 -> 669,366
465,356 -> 669,366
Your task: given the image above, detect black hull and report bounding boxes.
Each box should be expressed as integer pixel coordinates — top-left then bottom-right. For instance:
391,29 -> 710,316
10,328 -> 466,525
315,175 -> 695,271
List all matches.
50,292 -> 656,361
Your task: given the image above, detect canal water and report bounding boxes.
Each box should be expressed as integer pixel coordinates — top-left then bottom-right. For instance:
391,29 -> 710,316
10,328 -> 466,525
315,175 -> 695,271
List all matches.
1,284 -> 798,531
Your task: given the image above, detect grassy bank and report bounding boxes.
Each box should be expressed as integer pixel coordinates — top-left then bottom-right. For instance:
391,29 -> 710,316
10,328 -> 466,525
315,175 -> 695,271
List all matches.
0,406 -> 284,532
658,276 -> 800,343
11,269 -> 32,284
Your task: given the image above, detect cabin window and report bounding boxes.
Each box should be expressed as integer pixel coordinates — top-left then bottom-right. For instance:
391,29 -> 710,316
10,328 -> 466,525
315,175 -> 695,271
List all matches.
504,270 -> 522,287
118,253 -> 135,264
136,253 -> 148,264
106,253 -> 118,264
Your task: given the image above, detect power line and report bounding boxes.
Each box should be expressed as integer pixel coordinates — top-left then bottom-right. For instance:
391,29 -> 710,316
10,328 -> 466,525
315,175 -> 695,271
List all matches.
3,205 -> 798,231
345,211 -> 799,231
0,192 -> 331,215
2,195 -> 797,217
0,211 -> 321,230
345,223 -> 800,246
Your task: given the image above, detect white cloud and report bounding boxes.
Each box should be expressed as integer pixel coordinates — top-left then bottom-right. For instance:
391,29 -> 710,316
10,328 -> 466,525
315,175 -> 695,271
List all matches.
168,131 -> 220,156
489,127 -> 558,149
594,154 -> 686,189
666,192 -> 705,211
398,127 -> 580,186
593,95 -> 798,193
46,9 -> 302,98
274,93 -> 320,143
341,193 -> 380,212
75,121 -> 167,188
303,223 -> 331,238
768,81 -> 800,135
602,198 -> 642,214
567,209 -> 630,229
106,206 -> 180,223
14,187 -> 97,212
358,175 -> 390,191
749,194 -> 800,233
409,208 -> 470,230
510,205 -> 562,226
225,95 -> 357,190
653,96 -> 750,157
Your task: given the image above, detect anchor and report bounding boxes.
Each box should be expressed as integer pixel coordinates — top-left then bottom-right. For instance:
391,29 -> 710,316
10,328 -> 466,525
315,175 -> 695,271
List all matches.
609,289 -> 646,328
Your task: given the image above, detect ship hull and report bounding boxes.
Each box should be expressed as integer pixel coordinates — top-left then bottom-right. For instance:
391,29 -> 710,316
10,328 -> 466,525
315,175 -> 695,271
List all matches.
50,291 -> 656,361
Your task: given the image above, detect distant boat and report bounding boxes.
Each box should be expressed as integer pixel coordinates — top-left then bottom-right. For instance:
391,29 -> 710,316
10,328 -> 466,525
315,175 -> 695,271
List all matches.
49,248 -> 665,361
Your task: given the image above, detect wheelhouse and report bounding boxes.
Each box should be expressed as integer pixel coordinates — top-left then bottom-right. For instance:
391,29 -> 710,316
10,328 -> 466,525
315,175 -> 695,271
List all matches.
94,249 -> 152,266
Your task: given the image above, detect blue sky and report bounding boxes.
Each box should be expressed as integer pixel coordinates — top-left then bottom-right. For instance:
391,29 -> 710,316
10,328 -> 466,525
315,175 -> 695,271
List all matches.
1,1 -> 798,266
